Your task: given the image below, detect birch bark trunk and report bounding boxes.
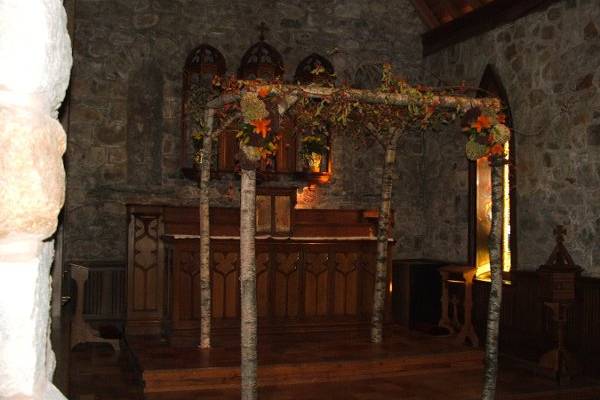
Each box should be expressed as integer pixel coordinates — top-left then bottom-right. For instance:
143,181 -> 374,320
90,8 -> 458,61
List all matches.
370,130 -> 401,344
481,159 -> 504,400
239,147 -> 259,400
198,108 -> 214,349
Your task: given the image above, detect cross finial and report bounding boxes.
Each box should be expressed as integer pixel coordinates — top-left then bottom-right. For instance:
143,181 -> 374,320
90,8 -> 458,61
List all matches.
553,225 -> 567,244
257,22 -> 269,41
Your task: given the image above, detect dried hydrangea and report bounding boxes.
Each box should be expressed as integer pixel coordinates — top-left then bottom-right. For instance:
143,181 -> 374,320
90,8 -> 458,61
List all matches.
466,140 -> 489,160
241,92 -> 268,123
491,123 -> 510,145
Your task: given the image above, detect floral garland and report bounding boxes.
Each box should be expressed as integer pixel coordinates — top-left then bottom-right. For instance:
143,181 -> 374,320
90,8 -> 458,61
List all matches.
192,66 -> 507,166
461,107 -> 510,161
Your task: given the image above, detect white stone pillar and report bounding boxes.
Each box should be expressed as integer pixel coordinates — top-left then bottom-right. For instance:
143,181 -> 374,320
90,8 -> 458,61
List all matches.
0,0 -> 72,399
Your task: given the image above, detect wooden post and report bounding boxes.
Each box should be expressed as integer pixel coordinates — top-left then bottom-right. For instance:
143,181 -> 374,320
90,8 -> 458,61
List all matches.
239,146 -> 260,400
370,130 -> 401,343
198,108 -> 214,349
481,158 -> 504,400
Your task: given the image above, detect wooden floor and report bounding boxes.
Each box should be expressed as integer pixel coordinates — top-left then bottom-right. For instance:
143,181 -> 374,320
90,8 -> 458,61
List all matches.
68,327 -> 600,400
128,327 -> 483,393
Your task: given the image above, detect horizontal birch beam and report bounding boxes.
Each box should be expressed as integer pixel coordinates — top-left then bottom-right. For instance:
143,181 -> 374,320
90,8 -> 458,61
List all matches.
236,81 -> 502,112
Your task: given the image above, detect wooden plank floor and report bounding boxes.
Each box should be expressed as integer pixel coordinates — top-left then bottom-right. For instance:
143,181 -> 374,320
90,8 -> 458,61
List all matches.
128,327 -> 484,393
68,327 -> 600,400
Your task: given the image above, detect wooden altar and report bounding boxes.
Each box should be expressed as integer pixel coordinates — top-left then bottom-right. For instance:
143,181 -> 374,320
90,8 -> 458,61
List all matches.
126,204 -> 393,344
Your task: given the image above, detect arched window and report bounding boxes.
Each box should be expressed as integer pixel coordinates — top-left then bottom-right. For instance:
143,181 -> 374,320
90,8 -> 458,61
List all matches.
292,54 -> 335,175
294,53 -> 335,85
238,39 -> 284,80
469,65 -> 517,278
235,26 -> 284,173
180,44 -> 226,175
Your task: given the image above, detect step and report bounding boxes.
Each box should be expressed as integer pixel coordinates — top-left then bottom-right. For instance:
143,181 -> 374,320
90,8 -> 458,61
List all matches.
142,349 -> 483,393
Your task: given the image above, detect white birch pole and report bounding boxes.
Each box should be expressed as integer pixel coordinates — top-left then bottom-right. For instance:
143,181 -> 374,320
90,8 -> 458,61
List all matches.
481,158 -> 504,400
370,129 -> 401,343
198,108 -> 214,349
239,146 -> 261,400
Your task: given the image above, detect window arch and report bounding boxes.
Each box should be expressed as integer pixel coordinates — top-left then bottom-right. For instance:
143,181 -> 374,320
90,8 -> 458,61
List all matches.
294,53 -> 335,85
291,54 -> 335,175
180,44 -> 226,174
469,65 -> 517,277
238,40 -> 284,80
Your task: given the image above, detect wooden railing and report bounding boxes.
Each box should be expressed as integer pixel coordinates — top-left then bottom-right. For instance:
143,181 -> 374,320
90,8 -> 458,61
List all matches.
125,204 -> 391,340
473,270 -> 600,376
165,238 -> 386,339
67,262 -> 127,323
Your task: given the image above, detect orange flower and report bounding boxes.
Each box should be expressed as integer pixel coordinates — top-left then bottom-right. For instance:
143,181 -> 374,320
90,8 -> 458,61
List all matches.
257,86 -> 271,98
497,113 -> 506,124
426,104 -> 436,116
471,115 -> 493,133
489,143 -> 504,156
250,118 -> 271,138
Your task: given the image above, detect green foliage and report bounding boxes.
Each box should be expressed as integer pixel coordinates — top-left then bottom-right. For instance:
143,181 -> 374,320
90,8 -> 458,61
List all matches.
300,134 -> 328,159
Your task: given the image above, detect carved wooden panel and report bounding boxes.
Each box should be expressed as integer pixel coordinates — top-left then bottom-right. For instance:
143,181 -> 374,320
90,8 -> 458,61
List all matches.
256,253 -> 270,318
127,207 -> 165,334
256,195 -> 272,234
360,252 -> 376,318
127,205 -> 394,339
274,252 -> 300,318
304,252 -> 330,317
217,130 -> 239,172
178,251 -> 201,321
132,216 -> 160,311
212,252 -> 239,319
274,196 -> 291,233
333,253 -> 359,316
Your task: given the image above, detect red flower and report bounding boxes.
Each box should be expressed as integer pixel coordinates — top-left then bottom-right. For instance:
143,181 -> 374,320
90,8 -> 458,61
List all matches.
471,115 -> 493,133
489,143 -> 504,156
497,113 -> 506,124
250,118 -> 271,138
257,86 -> 271,98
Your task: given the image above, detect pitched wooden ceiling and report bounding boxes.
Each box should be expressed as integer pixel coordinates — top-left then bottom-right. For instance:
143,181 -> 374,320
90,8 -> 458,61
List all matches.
415,0 -> 560,55
410,0 -> 496,29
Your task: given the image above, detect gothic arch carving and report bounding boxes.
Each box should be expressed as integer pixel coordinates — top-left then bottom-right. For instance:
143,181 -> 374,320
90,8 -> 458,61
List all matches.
238,41 -> 284,80
294,53 -> 335,84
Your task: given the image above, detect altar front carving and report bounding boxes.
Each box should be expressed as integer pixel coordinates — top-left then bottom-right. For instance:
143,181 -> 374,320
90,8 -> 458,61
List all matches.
126,204 -> 393,344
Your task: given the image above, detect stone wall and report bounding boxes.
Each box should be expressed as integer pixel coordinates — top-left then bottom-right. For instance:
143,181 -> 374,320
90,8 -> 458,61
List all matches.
422,121 -> 471,263
423,0 -> 600,275
64,0 -> 426,262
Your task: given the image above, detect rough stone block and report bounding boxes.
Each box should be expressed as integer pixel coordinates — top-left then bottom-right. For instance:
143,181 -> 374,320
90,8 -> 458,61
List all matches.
0,106 -> 66,241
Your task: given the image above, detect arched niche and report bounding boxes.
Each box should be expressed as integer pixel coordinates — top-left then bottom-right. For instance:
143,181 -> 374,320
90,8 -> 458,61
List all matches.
127,63 -> 164,185
469,64 -> 518,277
292,54 -> 335,175
238,40 -> 284,80
294,53 -> 335,85
180,44 -> 226,174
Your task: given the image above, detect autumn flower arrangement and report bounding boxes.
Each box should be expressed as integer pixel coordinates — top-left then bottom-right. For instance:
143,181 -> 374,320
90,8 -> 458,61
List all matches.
461,107 -> 510,160
238,86 -> 278,161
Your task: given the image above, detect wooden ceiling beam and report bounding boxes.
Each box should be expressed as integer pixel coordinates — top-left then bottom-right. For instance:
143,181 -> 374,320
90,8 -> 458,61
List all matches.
409,0 -> 441,30
439,0 -> 464,19
423,0 -> 562,56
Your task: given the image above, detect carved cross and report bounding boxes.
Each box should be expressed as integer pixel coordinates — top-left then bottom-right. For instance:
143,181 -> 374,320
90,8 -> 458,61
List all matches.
257,22 -> 269,41
553,225 -> 566,244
